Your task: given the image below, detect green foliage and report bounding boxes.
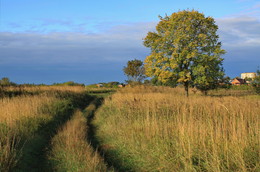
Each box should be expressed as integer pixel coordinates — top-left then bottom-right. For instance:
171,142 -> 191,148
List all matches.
151,76 -> 177,87
123,59 -> 146,83
0,77 -> 16,86
144,10 -> 225,96
53,81 -> 84,86
215,76 -> 232,89
231,85 -> 253,91
252,70 -> 260,94
101,81 -> 120,88
106,81 -> 120,87
86,81 -> 121,88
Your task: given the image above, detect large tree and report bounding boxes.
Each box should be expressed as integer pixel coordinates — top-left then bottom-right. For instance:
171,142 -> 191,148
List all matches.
123,59 -> 146,83
144,10 -> 225,96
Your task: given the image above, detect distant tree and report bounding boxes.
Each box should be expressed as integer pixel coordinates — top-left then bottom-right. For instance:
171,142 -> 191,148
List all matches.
144,10 -> 225,96
53,81 -> 84,86
252,70 -> 260,94
244,77 -> 253,82
0,77 -> 10,86
0,77 -> 16,86
218,76 -> 231,89
106,82 -> 120,88
123,59 -> 146,83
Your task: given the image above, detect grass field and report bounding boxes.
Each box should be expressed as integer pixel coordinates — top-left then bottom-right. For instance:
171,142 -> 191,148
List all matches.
0,85 -> 259,171
93,86 -> 260,171
0,86 -> 97,171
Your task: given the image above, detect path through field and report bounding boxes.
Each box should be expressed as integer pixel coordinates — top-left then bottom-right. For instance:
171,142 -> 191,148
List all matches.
85,98 -> 119,172
11,92 -> 117,172
12,98 -> 94,171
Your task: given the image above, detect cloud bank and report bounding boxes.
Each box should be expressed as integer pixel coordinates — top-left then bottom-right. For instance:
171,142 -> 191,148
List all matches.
216,16 -> 260,76
0,25 -> 152,65
0,16 -> 259,84
0,22 -> 155,84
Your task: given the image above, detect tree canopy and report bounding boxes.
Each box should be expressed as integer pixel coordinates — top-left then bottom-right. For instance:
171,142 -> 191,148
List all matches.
144,10 -> 225,96
123,59 -> 146,83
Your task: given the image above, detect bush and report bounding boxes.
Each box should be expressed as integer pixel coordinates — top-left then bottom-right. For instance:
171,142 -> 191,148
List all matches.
252,70 -> 260,94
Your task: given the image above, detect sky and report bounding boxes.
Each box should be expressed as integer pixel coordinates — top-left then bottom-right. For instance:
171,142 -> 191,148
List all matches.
0,0 -> 260,84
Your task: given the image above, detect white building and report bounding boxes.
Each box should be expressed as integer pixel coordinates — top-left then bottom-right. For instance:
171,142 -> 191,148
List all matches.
241,72 -> 256,79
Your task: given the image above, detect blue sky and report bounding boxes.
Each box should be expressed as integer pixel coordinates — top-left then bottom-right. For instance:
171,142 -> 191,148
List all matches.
0,0 -> 260,84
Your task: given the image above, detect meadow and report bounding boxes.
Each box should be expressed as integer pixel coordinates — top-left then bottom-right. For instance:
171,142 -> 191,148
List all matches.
0,86 -> 97,171
0,85 -> 259,172
93,86 -> 260,171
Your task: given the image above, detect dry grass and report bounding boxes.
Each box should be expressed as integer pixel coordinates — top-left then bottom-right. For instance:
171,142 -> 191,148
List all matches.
94,86 -> 260,171
0,85 -> 102,171
50,109 -> 108,172
0,95 -> 57,126
3,85 -> 86,93
0,93 -> 58,171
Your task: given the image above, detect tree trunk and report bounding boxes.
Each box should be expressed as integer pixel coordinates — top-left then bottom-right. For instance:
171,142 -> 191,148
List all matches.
184,82 -> 189,97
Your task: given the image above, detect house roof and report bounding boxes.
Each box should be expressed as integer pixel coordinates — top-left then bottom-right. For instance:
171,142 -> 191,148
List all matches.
232,78 -> 245,83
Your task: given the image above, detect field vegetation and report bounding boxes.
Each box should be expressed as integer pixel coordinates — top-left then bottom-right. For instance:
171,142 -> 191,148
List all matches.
49,107 -> 109,171
93,86 -> 260,171
1,84 -> 259,171
0,86 -> 96,171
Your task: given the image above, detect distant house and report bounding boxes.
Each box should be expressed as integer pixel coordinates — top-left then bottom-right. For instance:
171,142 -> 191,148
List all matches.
231,78 -> 246,85
241,72 -> 256,79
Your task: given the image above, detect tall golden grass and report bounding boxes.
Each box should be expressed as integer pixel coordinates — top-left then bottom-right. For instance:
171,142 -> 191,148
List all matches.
3,85 -> 86,93
94,86 -> 260,171
0,93 -> 57,171
0,95 -> 57,126
0,86 -> 88,171
1,85 -> 108,171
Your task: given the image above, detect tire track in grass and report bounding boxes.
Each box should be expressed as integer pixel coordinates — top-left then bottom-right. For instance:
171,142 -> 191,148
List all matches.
13,100 -> 75,172
49,99 -> 114,172
12,93 -> 94,172
85,98 -> 127,172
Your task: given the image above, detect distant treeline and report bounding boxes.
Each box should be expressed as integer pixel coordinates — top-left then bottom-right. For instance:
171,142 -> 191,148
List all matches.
86,81 -> 123,88
0,77 -> 123,88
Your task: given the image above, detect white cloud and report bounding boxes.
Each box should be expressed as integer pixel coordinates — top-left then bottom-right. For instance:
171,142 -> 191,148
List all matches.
216,15 -> 260,76
217,16 -> 260,47
216,16 -> 260,64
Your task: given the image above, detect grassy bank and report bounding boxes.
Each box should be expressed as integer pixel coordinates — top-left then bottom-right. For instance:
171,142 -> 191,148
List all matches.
93,86 -> 260,171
